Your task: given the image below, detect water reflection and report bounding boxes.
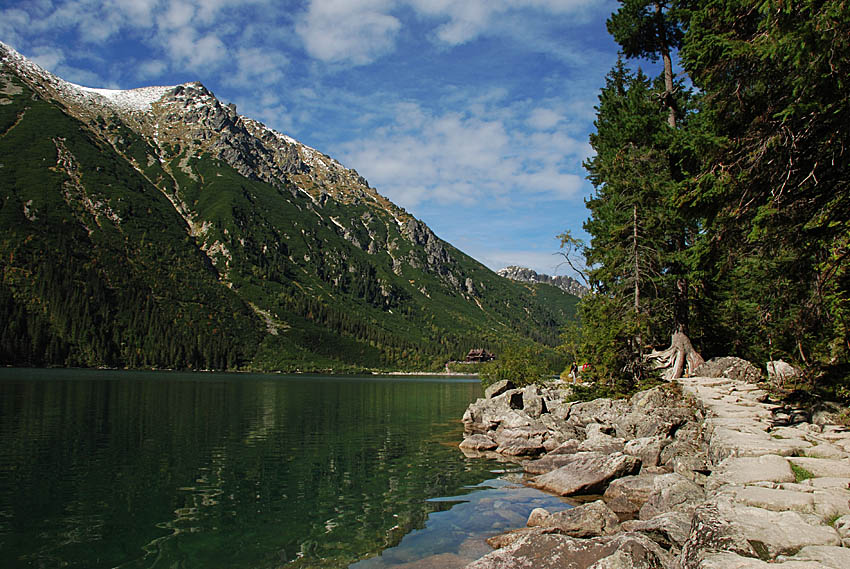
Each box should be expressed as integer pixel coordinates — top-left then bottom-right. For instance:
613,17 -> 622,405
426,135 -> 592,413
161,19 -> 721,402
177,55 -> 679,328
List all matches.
351,478 -> 572,569
0,369 -> 510,569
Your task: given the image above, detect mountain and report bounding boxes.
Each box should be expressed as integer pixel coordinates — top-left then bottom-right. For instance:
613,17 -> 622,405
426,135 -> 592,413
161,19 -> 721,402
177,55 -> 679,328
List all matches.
498,266 -> 588,298
0,42 -> 578,372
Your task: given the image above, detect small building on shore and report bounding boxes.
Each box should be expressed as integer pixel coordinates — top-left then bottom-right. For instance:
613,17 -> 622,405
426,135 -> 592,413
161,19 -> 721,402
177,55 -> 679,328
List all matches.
465,349 -> 495,363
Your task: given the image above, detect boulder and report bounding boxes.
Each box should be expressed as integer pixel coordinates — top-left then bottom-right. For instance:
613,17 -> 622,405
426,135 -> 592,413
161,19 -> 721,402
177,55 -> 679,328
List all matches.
459,434 -> 497,452
766,360 -> 802,384
520,385 -> 548,418
603,474 -> 659,516
705,454 -> 795,491
530,452 -> 641,496
638,473 -> 705,520
468,532 -> 674,569
567,399 -> 631,432
781,545 -> 850,569
624,436 -> 669,467
532,500 -> 620,538
496,437 -> 547,457
618,386 -> 699,439
526,507 -> 551,527
579,423 -> 626,454
485,379 -> 515,399
693,357 -> 764,384
620,511 -> 692,552
524,453 -> 581,475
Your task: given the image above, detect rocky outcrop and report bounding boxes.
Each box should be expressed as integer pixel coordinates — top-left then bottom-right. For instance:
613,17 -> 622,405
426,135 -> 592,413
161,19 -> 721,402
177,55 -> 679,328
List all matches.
497,265 -> 588,298
460,364 -> 850,569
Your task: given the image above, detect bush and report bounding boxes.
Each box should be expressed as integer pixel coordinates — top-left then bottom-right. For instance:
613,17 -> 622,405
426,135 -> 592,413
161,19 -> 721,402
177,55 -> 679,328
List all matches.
479,345 -> 558,389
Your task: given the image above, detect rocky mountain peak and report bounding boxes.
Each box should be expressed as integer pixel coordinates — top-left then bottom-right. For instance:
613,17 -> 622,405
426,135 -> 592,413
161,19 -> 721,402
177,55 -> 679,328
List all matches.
498,265 -> 587,298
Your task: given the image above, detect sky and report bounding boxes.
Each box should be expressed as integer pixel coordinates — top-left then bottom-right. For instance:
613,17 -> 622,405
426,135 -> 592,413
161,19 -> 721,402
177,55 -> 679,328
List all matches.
1,0 -> 625,278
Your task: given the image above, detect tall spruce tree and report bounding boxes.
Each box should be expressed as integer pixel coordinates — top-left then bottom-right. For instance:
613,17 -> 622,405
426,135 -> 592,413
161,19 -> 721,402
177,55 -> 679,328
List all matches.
599,1 -> 704,379
576,59 -> 702,387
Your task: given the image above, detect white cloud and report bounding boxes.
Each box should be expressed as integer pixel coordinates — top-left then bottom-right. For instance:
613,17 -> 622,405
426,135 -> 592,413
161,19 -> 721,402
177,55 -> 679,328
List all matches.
527,107 -> 563,130
28,45 -> 66,71
295,0 -> 401,65
0,9 -> 32,47
338,96 -> 591,211
137,59 -> 167,79
224,46 -> 288,87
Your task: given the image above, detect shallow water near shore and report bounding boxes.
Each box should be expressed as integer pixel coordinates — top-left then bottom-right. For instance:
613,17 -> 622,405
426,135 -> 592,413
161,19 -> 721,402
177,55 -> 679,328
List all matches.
0,368 -> 568,569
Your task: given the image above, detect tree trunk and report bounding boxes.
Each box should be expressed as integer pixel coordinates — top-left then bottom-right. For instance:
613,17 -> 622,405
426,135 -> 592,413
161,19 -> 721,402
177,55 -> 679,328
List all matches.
646,330 -> 704,380
655,1 -> 677,128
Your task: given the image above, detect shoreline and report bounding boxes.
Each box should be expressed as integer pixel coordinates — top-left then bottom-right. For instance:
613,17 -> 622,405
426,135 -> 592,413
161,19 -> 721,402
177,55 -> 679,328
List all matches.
457,366 -> 850,568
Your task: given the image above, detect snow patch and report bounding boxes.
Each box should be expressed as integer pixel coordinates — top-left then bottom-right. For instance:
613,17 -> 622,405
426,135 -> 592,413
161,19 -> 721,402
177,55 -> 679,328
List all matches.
73,84 -> 174,113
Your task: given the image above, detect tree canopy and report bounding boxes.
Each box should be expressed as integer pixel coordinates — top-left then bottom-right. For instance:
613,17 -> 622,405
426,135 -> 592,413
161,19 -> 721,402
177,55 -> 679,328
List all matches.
570,0 -> 850,396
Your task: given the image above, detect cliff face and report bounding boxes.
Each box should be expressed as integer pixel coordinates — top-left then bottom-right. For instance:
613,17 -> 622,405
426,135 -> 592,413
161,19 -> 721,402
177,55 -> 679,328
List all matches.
0,42 -> 577,371
498,266 -> 587,298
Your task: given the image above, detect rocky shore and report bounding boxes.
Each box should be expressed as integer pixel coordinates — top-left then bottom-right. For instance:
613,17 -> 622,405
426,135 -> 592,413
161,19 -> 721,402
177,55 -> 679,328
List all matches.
458,358 -> 850,568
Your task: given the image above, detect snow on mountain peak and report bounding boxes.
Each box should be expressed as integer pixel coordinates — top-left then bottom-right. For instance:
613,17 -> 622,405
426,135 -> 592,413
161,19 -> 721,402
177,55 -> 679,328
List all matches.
73,84 -> 176,113
1,41 -> 175,114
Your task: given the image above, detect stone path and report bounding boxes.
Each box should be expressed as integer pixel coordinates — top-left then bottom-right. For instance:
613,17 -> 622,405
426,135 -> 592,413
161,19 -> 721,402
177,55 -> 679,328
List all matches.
677,374 -> 850,568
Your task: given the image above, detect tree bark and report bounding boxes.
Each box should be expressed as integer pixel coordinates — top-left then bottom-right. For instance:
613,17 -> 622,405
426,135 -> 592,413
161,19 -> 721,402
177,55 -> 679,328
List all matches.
655,1 -> 677,128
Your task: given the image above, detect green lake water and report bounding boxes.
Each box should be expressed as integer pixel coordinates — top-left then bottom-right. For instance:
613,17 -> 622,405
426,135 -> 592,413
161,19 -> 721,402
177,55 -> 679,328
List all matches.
0,369 -> 571,569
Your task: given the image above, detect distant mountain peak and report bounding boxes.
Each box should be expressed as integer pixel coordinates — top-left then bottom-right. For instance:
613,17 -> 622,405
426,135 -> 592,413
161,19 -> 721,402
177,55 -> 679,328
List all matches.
498,266 -> 587,298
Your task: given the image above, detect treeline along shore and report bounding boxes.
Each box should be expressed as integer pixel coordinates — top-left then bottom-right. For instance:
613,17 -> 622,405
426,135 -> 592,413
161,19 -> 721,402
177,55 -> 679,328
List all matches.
457,357 -> 850,569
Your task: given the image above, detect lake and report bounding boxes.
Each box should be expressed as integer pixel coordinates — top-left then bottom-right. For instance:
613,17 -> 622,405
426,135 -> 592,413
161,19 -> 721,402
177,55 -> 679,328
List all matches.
0,369 -> 570,569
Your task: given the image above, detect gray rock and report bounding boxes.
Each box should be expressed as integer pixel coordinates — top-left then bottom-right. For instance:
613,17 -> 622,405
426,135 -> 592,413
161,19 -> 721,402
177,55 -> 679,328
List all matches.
533,500 -> 620,538
530,452 -> 641,496
620,511 -> 692,552
603,474 -> 659,516
468,532 -> 674,569
695,551 -> 833,568
616,387 -> 696,440
496,437 -> 547,457
638,473 -> 705,520
694,357 -> 764,383
578,424 -> 626,454
780,545 -> 850,569
521,385 -> 548,418
459,434 -> 498,452
705,454 -> 795,491
625,436 -> 669,467
680,498 -> 841,568
788,456 -> 850,478
485,379 -> 515,399
766,360 -> 802,384
526,507 -> 551,527
549,439 -> 581,455
525,453 -> 581,475
568,399 -> 632,432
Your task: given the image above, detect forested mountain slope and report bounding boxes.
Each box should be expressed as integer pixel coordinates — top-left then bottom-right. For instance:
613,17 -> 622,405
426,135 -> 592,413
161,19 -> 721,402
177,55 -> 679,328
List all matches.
0,42 -> 577,372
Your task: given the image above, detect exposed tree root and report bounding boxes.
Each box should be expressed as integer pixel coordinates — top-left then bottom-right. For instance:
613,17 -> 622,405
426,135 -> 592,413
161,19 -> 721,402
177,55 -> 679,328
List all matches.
646,331 -> 705,380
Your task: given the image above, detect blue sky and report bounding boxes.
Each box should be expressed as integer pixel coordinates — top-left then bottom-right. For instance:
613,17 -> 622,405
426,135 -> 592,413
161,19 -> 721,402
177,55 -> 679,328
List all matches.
1,0 -> 623,278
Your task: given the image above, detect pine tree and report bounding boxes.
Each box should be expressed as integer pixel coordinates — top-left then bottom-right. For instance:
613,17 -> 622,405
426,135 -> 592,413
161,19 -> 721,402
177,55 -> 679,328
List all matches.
607,0 -> 685,127
576,59 -> 703,386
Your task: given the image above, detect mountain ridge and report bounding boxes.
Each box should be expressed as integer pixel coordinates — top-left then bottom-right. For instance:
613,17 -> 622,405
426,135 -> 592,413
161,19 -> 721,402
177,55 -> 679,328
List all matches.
0,41 -> 578,372
498,265 -> 588,298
